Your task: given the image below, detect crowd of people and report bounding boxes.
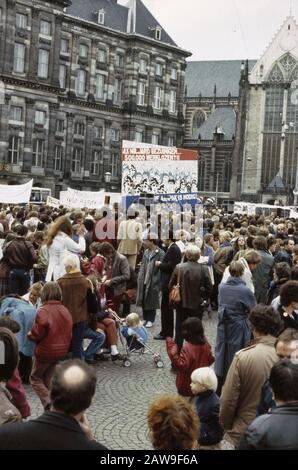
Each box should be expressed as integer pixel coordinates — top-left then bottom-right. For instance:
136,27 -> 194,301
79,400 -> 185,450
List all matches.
0,202 -> 298,450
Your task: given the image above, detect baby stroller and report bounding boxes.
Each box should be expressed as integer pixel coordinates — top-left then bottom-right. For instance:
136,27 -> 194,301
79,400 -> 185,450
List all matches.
109,310 -> 164,369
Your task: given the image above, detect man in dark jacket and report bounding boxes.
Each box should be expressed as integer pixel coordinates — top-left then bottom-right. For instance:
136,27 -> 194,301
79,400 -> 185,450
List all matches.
257,328 -> 298,416
0,360 -> 108,450
154,232 -> 181,339
277,281 -> 298,331
252,236 -> 274,303
169,244 -> 212,347
3,225 -> 37,295
239,359 -> 298,450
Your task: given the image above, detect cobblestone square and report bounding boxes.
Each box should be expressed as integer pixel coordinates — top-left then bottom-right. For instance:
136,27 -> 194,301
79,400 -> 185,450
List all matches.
25,310 -> 218,450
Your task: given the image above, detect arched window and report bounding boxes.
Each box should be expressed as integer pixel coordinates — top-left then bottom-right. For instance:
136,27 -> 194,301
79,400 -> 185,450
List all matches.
192,109 -> 206,138
268,64 -> 284,83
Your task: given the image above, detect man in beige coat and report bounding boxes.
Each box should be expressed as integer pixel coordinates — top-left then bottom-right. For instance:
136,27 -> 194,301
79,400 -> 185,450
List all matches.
220,305 -> 282,447
117,212 -> 142,270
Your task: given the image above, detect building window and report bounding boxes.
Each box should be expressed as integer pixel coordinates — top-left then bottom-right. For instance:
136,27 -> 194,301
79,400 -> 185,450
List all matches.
14,43 -> 25,73
79,44 -> 88,58
135,131 -> 143,143
169,90 -> 176,113
72,148 -> 82,173
152,133 -> 159,145
153,86 -> 162,110
74,122 -> 85,135
192,109 -> 206,138
98,10 -> 105,25
35,110 -> 46,125
114,78 -> 123,103
40,20 -> 51,36
94,126 -> 102,139
38,49 -> 49,78
95,74 -> 105,99
54,145 -> 63,171
16,13 -> 27,29
56,119 -> 64,132
110,152 -> 119,176
171,68 -> 177,80
59,64 -> 67,89
61,38 -> 69,53
97,49 -> 106,63
111,128 -> 120,142
9,106 -> 23,122
8,136 -> 21,164
76,70 -> 86,96
33,139 -> 44,167
155,63 -> 163,76
168,136 -> 174,147
115,54 -> 124,67
139,58 -> 147,74
155,27 -> 162,40
137,82 -> 146,106
90,150 -> 101,175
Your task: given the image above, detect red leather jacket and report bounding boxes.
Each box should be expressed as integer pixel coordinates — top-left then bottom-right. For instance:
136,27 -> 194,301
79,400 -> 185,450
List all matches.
166,338 -> 214,397
28,301 -> 73,362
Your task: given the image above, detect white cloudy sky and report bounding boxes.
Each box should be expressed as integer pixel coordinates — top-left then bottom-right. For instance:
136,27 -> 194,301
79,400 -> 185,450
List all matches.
119,0 -> 298,61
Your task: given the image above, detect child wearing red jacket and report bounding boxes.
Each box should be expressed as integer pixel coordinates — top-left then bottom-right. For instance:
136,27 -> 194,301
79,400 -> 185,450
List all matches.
28,281 -> 73,409
166,317 -> 214,397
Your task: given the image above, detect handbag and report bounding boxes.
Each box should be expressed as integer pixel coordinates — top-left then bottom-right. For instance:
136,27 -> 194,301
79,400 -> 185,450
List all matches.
169,267 -> 181,305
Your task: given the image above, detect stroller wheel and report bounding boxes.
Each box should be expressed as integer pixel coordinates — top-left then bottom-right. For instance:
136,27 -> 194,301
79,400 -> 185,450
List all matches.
123,359 -> 131,368
156,360 -> 164,369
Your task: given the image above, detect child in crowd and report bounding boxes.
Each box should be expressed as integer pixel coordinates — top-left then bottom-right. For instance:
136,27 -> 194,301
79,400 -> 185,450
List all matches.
89,242 -> 106,278
28,282 -> 73,409
121,312 -> 149,350
190,367 -> 223,449
166,317 -> 214,398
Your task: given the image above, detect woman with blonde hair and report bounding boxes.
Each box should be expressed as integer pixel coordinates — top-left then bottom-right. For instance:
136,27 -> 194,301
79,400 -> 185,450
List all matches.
22,282 -> 44,309
45,216 -> 86,281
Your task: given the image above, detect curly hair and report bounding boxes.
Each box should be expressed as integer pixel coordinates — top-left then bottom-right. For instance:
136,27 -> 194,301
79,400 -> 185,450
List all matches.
147,394 -> 200,450
249,305 -> 283,337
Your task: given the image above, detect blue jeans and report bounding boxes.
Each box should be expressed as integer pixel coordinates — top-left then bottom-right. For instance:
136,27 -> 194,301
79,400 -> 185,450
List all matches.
71,322 -> 86,359
84,327 -> 106,360
9,268 -> 30,296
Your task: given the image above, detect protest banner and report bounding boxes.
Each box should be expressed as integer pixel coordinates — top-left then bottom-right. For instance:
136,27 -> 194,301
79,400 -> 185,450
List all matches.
121,141 -> 198,195
60,188 -> 105,208
0,179 -> 33,204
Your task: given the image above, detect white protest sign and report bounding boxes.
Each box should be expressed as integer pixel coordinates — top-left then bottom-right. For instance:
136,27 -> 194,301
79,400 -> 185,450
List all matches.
0,179 -> 33,204
60,188 -> 105,208
46,196 -> 72,209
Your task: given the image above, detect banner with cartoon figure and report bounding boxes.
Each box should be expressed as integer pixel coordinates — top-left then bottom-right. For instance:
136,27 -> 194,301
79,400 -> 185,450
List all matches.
122,141 -> 198,195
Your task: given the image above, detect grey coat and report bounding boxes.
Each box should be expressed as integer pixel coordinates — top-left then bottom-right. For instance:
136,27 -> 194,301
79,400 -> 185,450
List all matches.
214,277 -> 257,380
252,250 -> 274,303
136,247 -> 165,310
106,252 -> 130,296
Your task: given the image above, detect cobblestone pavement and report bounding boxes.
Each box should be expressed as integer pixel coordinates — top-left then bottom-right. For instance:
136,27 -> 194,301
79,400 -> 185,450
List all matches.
25,309 -> 218,450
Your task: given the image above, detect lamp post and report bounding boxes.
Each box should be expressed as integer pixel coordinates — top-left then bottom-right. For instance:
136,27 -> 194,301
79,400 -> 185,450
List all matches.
104,171 -> 112,192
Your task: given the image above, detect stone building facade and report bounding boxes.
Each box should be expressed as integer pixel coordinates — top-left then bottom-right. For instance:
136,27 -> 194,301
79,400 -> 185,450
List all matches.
237,16 -> 298,205
0,0 -> 190,196
183,60 -> 255,204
